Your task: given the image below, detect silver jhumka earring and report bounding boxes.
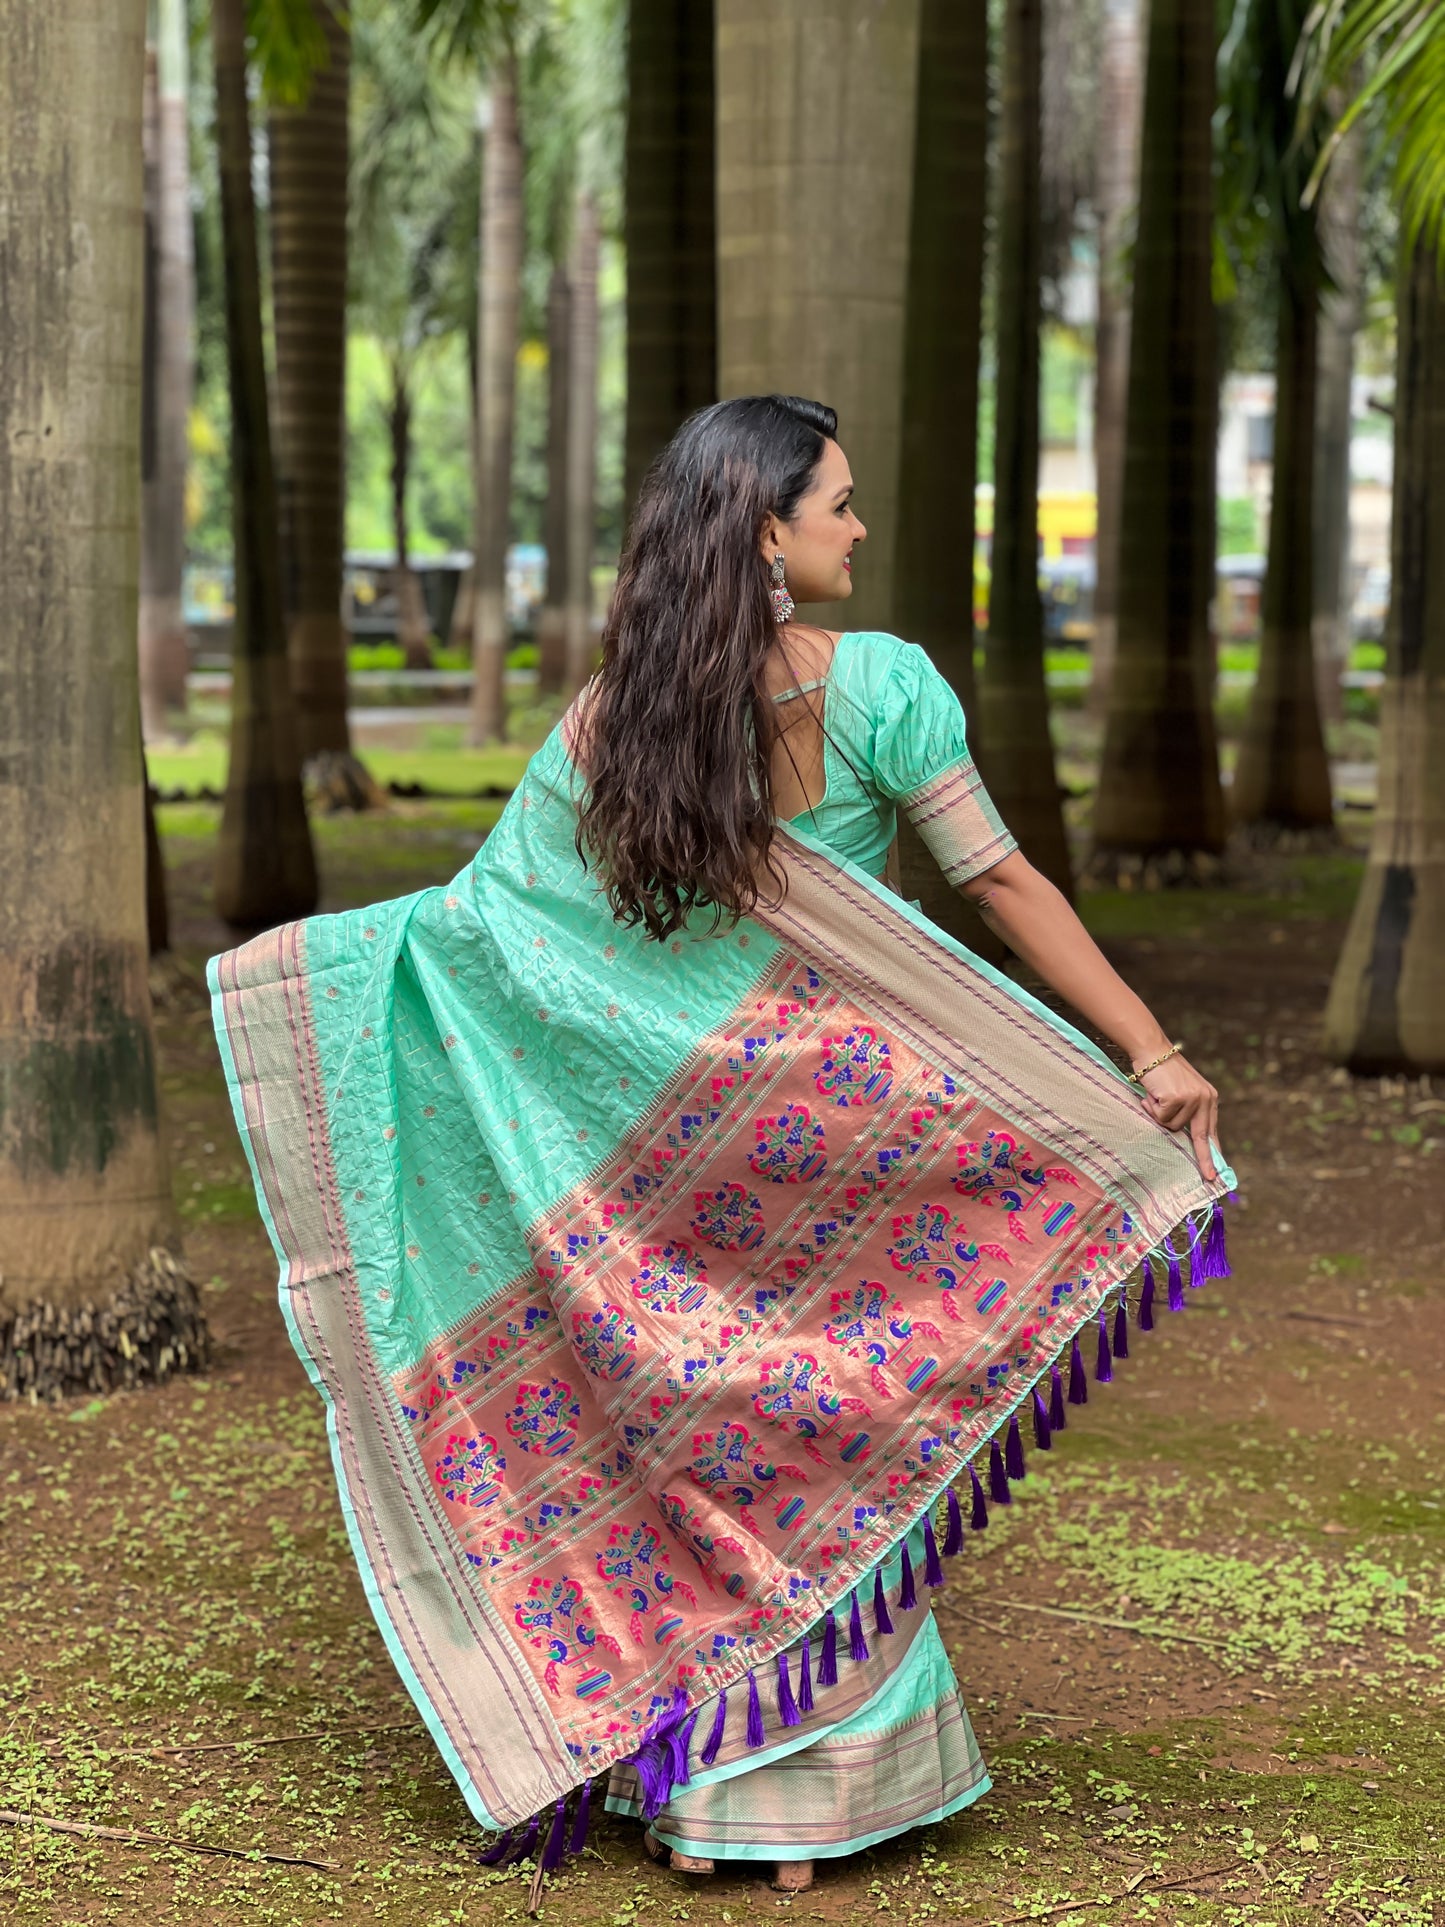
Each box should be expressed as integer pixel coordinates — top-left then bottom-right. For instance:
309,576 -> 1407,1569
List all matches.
769,553 -> 795,624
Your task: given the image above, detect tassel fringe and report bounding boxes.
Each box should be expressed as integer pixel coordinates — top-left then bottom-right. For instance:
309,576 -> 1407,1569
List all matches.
489,1218 -> 1229,1864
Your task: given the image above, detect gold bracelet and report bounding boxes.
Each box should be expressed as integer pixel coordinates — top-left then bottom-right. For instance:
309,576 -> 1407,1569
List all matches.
1128,1041 -> 1184,1084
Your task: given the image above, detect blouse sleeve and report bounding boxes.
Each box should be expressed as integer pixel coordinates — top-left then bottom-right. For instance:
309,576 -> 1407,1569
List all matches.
870,642 -> 1018,886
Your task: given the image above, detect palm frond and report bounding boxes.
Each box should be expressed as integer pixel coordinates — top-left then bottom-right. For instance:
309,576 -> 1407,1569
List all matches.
1297,0 -> 1445,252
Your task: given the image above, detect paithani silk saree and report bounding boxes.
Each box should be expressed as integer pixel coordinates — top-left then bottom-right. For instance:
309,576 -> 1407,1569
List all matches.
209,716 -> 1233,1857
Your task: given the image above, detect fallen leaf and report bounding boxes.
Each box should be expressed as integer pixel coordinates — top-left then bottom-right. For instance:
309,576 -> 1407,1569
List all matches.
1322,1522 -> 1351,1535
1299,1834 -> 1320,1853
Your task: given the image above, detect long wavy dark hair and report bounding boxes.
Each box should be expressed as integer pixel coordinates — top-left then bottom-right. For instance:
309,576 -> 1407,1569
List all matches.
575,394 -> 838,941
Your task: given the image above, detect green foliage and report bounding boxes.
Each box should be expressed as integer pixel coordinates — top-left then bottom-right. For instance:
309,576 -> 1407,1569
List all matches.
1300,0 -> 1445,258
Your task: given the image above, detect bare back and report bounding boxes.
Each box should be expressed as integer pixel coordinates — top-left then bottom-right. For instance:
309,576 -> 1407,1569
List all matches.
763,624 -> 839,822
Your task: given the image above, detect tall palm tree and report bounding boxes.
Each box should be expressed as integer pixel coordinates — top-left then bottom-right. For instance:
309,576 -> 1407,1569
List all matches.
1222,0 -> 1334,835
1090,0 -> 1226,881
977,0 -> 1074,897
269,0 -> 356,768
537,258 -> 571,693
622,0 -> 717,512
564,189 -> 601,692
715,0 -> 921,635
139,0 -> 195,745
0,0 -> 207,1396
891,0 -> 993,942
1302,2 -> 1445,1070
1088,0 -> 1143,716
1311,109 -> 1364,726
469,55 -> 524,745
212,0 -> 319,928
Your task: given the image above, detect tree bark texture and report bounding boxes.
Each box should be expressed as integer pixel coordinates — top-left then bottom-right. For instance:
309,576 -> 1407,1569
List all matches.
538,260 -> 572,695
1312,105 -> 1363,727
1324,241 -> 1445,1072
977,0 -> 1073,897
139,0 -> 194,742
1090,0 -> 1225,875
1231,271 -> 1334,832
270,0 -> 353,761
212,0 -> 319,928
1088,0 -> 1142,716
716,0 -> 920,634
564,193 -> 601,694
469,60 -> 523,746
387,367 -> 433,671
0,0 -> 208,1393
623,0 -> 717,514
891,0 -> 995,948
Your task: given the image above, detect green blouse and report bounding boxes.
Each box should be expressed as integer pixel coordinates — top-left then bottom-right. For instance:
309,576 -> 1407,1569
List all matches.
776,631 -> 1009,882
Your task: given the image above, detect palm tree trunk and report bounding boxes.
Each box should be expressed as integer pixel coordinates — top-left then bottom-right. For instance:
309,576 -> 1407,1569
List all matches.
1088,0 -> 1142,716
538,260 -> 571,695
270,0 -> 354,764
1312,104 -> 1363,727
890,0 -> 995,946
212,0 -> 319,929
623,0 -> 717,513
1231,269 -> 1334,833
715,0 -> 920,635
977,0 -> 1073,897
0,0 -> 208,1396
1324,239 -> 1445,1072
1090,0 -> 1225,882
564,192 -> 601,694
388,367 -> 432,671
139,0 -> 194,744
469,58 -> 523,747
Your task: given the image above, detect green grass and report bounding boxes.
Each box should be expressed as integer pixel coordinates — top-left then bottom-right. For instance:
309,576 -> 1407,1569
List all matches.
146,730 -> 532,799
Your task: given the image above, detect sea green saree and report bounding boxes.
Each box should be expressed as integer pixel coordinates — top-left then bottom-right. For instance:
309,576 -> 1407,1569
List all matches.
210,633 -> 1232,1868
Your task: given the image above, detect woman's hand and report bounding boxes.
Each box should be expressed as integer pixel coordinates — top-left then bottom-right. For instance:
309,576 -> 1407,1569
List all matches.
1136,1053 -> 1220,1182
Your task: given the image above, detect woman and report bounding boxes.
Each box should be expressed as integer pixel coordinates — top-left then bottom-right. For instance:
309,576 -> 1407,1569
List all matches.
211,396 -> 1229,1897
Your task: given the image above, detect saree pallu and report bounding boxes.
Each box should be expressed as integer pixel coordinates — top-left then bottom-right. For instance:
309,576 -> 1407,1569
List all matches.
209,717 -> 1234,1857
604,1523 -> 991,1859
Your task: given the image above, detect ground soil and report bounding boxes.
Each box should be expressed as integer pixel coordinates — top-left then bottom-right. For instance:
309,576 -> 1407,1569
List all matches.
2,804 -> 1442,1926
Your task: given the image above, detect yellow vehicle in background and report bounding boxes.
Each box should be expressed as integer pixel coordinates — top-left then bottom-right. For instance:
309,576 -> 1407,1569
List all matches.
973,487 -> 1098,640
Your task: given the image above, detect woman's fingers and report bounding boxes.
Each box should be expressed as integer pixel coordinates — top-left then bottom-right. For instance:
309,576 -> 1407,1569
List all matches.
1189,1106 -> 1217,1182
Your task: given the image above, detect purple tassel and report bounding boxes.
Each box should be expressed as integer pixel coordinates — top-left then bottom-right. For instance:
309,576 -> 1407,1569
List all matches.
988,1437 -> 1011,1504
1006,1411 -> 1027,1480
567,1777 -> 592,1854
1200,1200 -> 1231,1279
899,1541 -> 918,1610
1139,1256 -> 1156,1331
1167,1248 -> 1185,1312
799,1635 -> 814,1712
777,1649 -> 801,1726
517,1811 -> 541,1865
944,1485 -> 965,1555
848,1587 -> 870,1662
746,1669 -> 765,1747
872,1563 -> 894,1635
969,1462 -> 989,1530
670,1710 -> 698,1788
541,1796 -> 567,1873
699,1689 -> 727,1767
1032,1387 -> 1052,1450
923,1515 -> 944,1587
1049,1363 -> 1066,1431
819,1609 -> 839,1686
477,1827 -> 515,1866
1186,1216 -> 1206,1288
1113,1296 -> 1129,1359
1068,1337 -> 1088,1405
1096,1309 -> 1114,1383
